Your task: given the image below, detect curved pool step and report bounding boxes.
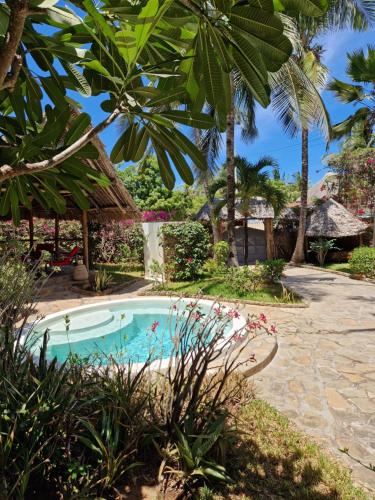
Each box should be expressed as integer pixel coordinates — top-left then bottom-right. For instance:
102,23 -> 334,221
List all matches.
50,310 -> 115,335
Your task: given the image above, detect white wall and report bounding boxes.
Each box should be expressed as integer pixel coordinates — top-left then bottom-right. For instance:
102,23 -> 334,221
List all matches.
142,222 -> 165,280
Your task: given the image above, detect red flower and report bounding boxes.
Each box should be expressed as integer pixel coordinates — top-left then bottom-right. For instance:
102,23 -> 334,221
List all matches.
213,306 -> 223,317
151,321 -> 159,332
193,311 -> 202,322
227,309 -> 240,319
259,313 -> 267,323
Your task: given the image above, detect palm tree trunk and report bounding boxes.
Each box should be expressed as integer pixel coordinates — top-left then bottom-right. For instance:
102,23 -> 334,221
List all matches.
291,128 -> 309,264
202,175 -> 221,244
226,75 -> 238,266
244,215 -> 249,265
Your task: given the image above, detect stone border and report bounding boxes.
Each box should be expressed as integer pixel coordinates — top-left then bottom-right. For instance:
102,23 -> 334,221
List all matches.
139,289 -> 309,308
70,278 -> 140,297
288,263 -> 375,285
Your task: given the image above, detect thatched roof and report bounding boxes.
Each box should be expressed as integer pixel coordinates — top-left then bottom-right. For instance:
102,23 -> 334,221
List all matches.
278,207 -> 299,221
306,199 -> 367,238
3,134 -> 140,224
196,197 -> 274,221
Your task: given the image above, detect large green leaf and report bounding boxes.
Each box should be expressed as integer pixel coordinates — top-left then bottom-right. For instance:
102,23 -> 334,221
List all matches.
152,140 -> 175,190
230,5 -> 283,39
158,110 -> 214,129
170,128 -> 207,172
64,113 -> 91,146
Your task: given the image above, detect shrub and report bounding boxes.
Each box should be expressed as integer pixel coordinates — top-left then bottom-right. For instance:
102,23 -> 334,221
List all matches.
160,222 -> 210,281
349,247 -> 375,278
225,264 -> 264,295
214,241 -> 229,268
91,269 -> 113,291
89,221 -> 144,264
0,254 -> 275,497
309,238 -> 339,266
262,259 -> 286,283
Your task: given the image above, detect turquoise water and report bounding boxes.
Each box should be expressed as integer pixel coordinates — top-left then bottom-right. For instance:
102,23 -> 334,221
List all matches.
32,299 -> 234,365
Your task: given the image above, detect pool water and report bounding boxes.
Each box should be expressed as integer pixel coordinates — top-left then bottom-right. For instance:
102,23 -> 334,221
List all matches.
31,298 -> 237,365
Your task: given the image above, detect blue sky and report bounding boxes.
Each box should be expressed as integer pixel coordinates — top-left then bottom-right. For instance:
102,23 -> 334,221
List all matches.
88,28 -> 374,186
31,4 -> 374,188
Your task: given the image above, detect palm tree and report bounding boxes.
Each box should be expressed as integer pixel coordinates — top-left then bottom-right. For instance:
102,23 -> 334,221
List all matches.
199,75 -> 258,265
328,45 -> 374,147
270,47 -> 331,263
270,0 -> 375,263
235,156 -> 286,264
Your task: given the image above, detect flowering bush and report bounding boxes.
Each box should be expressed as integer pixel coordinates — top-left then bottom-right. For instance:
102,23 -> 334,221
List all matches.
142,210 -> 171,222
0,219 -> 81,251
89,221 -> 144,264
349,246 -> 375,278
160,222 -> 210,281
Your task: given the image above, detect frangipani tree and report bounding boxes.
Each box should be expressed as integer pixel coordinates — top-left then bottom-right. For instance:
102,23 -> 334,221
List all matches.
0,0 -> 328,224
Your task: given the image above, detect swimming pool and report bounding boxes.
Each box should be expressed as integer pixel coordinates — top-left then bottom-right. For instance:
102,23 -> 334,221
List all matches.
31,298 -> 245,366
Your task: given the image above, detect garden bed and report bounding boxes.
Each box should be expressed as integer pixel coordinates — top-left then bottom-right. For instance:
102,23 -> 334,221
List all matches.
143,277 -> 307,307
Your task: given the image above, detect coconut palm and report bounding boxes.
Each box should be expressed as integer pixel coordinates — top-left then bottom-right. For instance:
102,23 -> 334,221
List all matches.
328,45 -> 374,147
197,77 -> 258,265
270,1 -> 374,263
235,156 -> 286,265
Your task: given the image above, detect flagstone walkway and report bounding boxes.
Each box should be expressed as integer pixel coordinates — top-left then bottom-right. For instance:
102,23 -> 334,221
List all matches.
249,266 -> 375,492
34,266 -> 375,492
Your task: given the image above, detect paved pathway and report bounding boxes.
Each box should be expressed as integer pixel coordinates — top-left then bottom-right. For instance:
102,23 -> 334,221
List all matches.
34,267 -> 375,492
249,266 -> 375,492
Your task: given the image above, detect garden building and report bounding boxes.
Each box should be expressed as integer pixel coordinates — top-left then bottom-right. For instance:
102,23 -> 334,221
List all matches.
196,197 -> 275,263
0,135 -> 139,271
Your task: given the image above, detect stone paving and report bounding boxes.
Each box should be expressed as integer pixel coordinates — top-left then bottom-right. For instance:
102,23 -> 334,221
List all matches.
249,266 -> 375,492
34,266 -> 375,492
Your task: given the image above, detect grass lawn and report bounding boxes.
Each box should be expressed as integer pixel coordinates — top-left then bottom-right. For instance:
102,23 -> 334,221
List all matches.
324,262 -> 353,274
218,400 -> 368,499
157,276 -> 301,304
94,262 -> 144,284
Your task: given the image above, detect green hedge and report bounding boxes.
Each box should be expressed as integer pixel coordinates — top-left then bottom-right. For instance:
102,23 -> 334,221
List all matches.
349,247 -> 375,278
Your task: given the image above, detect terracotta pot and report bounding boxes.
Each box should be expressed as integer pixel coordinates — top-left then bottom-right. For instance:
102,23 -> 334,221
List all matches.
73,264 -> 89,281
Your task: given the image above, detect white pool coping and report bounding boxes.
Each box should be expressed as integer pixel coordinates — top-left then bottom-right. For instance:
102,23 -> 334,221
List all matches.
30,296 -> 247,372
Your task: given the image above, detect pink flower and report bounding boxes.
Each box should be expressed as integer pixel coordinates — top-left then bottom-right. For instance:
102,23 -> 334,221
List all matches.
246,321 -> 258,330
172,304 -> 177,310
186,302 -> 195,309
233,332 -> 244,343
269,324 -> 277,334
213,306 -> 223,317
227,309 -> 240,319
186,257 -> 193,263
151,321 -> 159,332
259,313 -> 267,323
193,311 -> 202,322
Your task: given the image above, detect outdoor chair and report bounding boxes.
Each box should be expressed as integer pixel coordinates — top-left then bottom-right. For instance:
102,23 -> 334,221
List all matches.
50,246 -> 81,267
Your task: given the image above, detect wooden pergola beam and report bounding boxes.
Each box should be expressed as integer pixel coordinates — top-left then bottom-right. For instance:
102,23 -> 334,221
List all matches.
81,210 -> 89,271
264,218 -> 274,260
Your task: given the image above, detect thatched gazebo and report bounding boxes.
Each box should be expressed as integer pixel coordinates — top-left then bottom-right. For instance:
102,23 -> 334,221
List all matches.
196,197 -> 275,259
306,199 -> 367,239
2,135 -> 140,270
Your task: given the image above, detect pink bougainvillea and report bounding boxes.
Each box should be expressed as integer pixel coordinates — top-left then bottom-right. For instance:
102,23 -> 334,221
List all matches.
142,210 -> 171,222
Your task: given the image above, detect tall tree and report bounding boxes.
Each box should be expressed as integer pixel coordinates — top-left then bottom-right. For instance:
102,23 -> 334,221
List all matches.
270,0 -> 375,263
0,0 -> 307,224
328,45 -> 374,147
235,156 -> 286,264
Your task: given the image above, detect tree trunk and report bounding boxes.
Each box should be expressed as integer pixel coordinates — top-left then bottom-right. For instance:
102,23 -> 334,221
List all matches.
0,0 -> 28,91
226,75 -> 238,266
203,175 -> 220,245
244,216 -> 249,265
291,128 -> 309,264
372,211 -> 375,248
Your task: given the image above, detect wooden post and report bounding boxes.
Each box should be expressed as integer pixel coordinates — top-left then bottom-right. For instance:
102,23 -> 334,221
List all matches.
28,209 -> 34,250
54,215 -> 60,259
82,210 -> 89,271
264,218 -> 274,260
